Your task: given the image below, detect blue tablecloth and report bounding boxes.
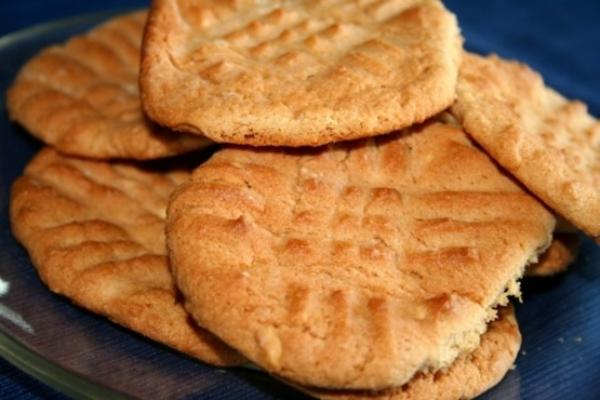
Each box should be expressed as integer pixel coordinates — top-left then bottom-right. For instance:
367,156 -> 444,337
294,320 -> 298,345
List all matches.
0,1 -> 598,399
0,357 -> 65,399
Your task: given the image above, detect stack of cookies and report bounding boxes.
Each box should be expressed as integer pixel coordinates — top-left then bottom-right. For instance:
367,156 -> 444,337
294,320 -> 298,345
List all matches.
6,1 -> 599,398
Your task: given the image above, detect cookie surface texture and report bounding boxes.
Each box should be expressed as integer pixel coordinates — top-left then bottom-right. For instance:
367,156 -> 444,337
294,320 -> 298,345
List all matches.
141,0 -> 462,146
452,53 -> 600,242
10,148 -> 243,366
167,121 -> 554,389
311,306 -> 521,400
7,11 -> 210,159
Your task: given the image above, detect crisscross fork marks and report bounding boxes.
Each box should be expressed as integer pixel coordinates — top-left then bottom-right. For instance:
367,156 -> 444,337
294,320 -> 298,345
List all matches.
143,0 -> 461,145
7,10 -> 209,159
452,53 -> 600,240
168,121 -> 554,388
10,148 -> 244,366
186,0 -> 433,77
19,149 -> 180,254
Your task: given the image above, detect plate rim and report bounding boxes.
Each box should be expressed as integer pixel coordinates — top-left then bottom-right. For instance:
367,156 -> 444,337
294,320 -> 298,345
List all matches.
0,329 -> 128,400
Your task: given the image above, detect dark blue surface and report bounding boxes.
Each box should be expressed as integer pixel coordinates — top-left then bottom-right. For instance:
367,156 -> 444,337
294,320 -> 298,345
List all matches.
0,1 -> 599,399
445,0 -> 600,116
0,1 -> 146,37
0,358 -> 65,400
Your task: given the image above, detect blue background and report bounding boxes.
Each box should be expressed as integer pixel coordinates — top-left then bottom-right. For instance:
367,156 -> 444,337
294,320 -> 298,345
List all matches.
0,1 -> 599,399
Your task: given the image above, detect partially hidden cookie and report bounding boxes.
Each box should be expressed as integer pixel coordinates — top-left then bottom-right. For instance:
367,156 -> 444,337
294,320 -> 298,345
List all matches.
141,0 -> 462,146
6,11 -> 210,160
526,233 -> 580,277
10,148 -> 243,366
452,53 -> 600,243
309,306 -> 520,400
167,121 -> 554,389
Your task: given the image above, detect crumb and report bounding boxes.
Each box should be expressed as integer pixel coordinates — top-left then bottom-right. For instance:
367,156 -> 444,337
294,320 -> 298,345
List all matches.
0,278 -> 9,297
521,350 -> 527,356
558,337 -> 564,344
509,364 -> 517,370
574,336 -> 583,343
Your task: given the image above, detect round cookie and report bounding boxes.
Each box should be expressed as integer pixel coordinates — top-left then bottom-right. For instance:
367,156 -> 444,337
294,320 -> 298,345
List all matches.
452,53 -> 600,243
10,148 -> 243,366
310,306 -> 521,400
167,121 -> 554,389
141,0 -> 462,146
7,11 -> 210,160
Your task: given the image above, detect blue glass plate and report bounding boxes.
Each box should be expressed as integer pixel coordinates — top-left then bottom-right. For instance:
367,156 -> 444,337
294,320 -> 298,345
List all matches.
0,6 -> 599,400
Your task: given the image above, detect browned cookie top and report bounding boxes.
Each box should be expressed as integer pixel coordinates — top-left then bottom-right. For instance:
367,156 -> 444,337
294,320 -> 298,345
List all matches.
167,121 -> 553,389
10,148 -> 243,366
7,11 -> 210,160
311,306 -> 521,400
141,0 -> 462,146
453,53 -> 600,243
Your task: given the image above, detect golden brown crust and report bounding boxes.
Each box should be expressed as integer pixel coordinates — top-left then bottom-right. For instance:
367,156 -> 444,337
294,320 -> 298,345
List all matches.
6,11 -> 210,160
309,306 -> 521,400
141,0 -> 462,146
167,121 -> 554,389
526,233 -> 580,277
452,53 -> 600,241
10,148 -> 244,366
